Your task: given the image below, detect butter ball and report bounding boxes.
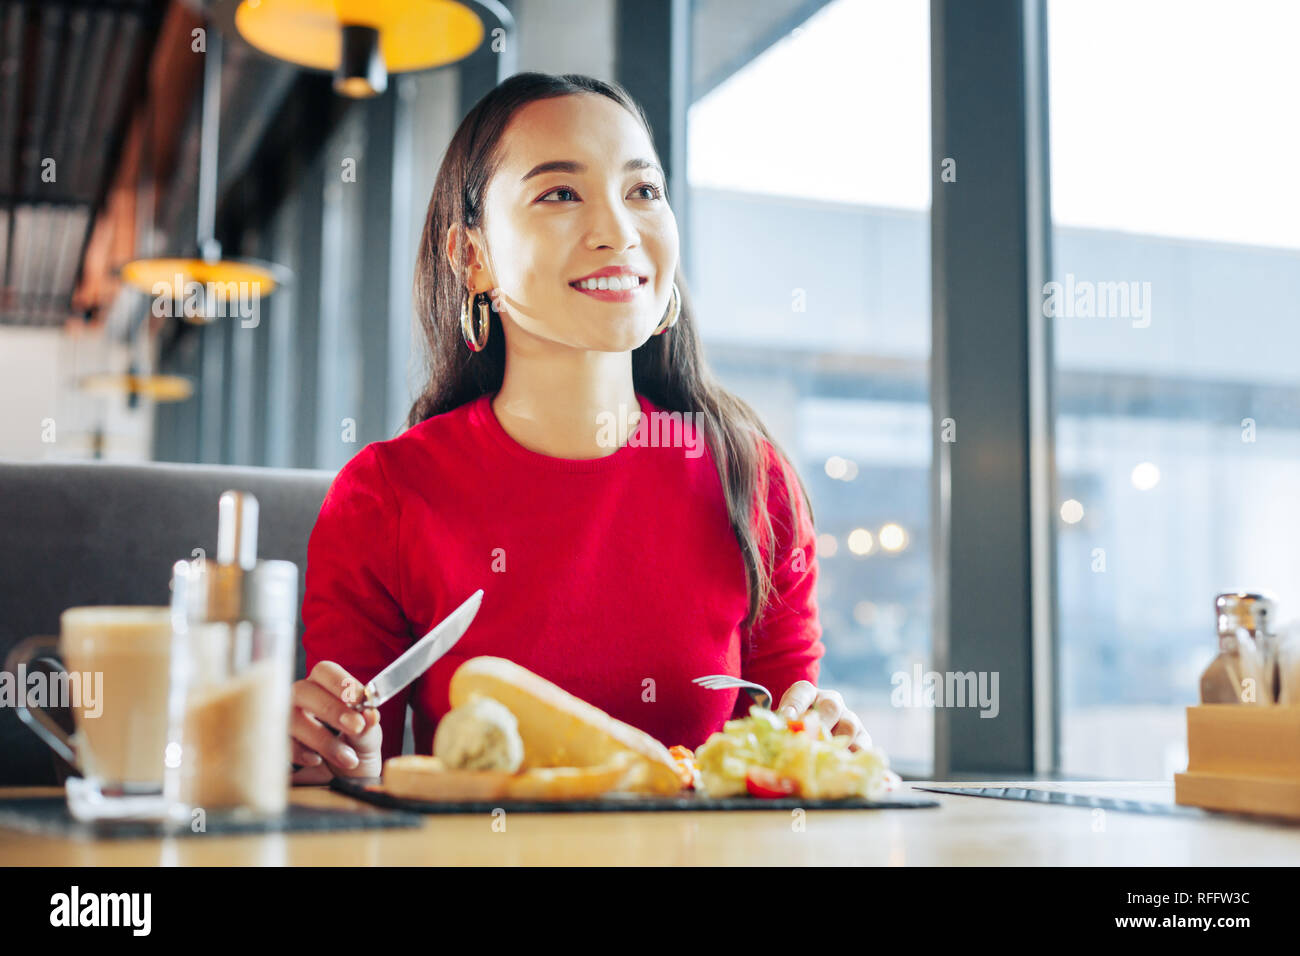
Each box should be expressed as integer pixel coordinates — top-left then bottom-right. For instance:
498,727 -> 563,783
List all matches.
433,694 -> 524,772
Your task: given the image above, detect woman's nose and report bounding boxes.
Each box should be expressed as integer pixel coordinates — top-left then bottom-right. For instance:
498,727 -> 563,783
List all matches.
584,197 -> 640,251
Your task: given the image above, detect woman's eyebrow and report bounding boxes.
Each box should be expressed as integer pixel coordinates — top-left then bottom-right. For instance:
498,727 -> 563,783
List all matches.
520,158 -> 663,183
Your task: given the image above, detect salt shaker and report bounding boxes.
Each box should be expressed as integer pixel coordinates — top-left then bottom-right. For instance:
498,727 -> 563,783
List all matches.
1200,592 -> 1275,705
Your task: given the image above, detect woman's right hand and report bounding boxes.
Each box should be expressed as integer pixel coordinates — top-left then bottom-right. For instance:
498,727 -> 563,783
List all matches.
290,661 -> 383,784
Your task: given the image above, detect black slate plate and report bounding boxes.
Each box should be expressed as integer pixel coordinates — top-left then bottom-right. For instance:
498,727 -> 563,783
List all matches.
329,775 -> 940,813
0,796 -> 424,841
911,785 -> 1207,817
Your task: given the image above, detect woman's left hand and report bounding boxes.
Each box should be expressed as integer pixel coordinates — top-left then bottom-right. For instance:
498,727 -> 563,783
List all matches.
776,681 -> 872,752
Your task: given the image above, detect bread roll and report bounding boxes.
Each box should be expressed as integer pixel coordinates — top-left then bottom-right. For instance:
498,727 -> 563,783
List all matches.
449,656 -> 683,796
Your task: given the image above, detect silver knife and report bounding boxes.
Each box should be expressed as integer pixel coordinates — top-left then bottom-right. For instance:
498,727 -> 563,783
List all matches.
349,589 -> 484,711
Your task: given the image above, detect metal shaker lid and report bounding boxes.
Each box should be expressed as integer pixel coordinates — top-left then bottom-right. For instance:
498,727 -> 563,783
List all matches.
171,490 -> 298,627
203,490 -> 258,621
1216,591 -> 1275,637
218,490 -> 258,569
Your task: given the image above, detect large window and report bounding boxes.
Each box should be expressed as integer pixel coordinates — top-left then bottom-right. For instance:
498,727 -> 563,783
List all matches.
1048,0 -> 1300,778
687,0 -> 933,772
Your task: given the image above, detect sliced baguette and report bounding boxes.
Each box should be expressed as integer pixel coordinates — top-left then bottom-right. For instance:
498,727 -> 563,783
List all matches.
449,656 -> 683,796
380,753 -> 638,801
502,752 -> 639,800
382,756 -> 514,801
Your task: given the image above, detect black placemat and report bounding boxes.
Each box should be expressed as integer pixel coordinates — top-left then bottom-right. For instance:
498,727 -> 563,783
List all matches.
329,776 -> 940,813
0,796 -> 424,841
911,785 -> 1207,817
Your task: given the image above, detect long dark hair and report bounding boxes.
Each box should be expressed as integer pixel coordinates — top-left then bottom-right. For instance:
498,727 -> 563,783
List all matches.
407,71 -> 815,634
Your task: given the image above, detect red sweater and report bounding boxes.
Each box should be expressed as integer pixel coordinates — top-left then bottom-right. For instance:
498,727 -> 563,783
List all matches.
301,390 -> 823,760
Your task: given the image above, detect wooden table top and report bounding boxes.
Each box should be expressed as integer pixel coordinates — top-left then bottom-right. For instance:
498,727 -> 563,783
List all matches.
2,780 -> 1298,865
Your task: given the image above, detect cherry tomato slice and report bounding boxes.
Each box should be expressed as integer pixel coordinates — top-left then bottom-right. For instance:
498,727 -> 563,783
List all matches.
746,767 -> 799,798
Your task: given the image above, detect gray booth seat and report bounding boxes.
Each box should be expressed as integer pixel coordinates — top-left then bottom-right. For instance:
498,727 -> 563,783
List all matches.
0,459 -> 334,786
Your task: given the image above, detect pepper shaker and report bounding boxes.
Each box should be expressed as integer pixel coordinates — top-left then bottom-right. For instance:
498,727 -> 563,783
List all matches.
1200,592 -> 1275,705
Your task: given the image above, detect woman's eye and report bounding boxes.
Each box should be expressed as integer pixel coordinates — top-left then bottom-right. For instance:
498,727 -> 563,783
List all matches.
538,186 -> 578,202
632,183 -> 663,201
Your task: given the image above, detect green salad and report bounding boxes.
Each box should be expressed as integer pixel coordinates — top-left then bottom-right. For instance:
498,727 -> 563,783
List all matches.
694,705 -> 897,799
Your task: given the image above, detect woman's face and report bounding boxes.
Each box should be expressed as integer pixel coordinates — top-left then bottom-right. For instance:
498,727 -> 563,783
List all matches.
465,93 -> 680,352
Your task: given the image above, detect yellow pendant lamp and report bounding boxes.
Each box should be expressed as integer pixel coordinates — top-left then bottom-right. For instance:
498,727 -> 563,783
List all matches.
213,0 -> 493,98
121,24 -> 290,321
75,324 -> 194,406
79,372 -> 195,403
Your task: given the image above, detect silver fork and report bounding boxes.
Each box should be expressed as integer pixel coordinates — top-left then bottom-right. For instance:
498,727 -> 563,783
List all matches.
692,674 -> 774,710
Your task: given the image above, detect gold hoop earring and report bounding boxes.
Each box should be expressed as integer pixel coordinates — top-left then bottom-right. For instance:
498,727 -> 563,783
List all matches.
461,290 -> 490,352
653,281 -> 680,336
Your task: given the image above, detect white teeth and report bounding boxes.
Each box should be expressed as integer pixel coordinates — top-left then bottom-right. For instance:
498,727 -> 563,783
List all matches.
575,275 -> 641,291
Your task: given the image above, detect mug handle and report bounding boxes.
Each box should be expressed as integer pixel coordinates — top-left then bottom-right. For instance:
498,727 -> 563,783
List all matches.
4,635 -> 81,771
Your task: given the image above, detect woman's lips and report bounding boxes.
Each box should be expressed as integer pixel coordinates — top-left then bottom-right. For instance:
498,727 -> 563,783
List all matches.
568,279 -> 646,303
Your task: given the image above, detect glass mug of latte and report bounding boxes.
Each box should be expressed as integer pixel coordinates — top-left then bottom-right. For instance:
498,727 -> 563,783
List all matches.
6,607 -> 173,821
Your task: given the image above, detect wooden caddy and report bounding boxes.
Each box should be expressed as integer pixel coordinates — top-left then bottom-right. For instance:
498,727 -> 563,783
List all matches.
1174,704 -> 1300,820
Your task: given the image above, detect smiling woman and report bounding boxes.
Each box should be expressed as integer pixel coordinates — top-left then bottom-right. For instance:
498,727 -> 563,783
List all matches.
429,87 -> 681,381
290,72 -> 877,784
